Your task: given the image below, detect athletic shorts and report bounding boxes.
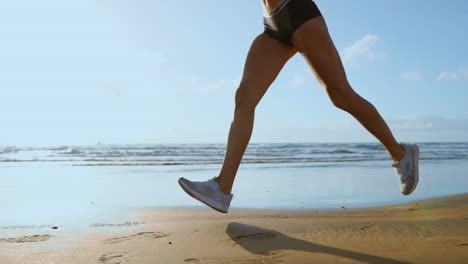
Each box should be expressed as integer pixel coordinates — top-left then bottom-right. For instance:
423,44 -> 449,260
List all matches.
263,0 -> 322,45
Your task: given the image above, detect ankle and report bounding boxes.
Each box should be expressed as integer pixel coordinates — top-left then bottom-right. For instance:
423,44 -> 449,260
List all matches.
392,144 -> 406,163
214,176 -> 232,195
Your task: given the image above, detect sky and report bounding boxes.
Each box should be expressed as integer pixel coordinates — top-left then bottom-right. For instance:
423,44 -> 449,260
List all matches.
1,0 -> 467,146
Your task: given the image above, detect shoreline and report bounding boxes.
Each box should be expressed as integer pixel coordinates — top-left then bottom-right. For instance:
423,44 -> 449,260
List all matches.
136,192 -> 468,212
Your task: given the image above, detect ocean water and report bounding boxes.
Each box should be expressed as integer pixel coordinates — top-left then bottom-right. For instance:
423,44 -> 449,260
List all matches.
0,142 -> 467,225
2,142 -> 468,166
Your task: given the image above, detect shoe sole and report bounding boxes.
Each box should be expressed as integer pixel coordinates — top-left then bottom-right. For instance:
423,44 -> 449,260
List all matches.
406,144 -> 420,195
178,179 -> 228,214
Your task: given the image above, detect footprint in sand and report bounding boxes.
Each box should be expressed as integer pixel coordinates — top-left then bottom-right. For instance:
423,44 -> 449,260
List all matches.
91,222 -> 146,228
102,232 -> 169,244
0,225 -> 51,229
0,234 -> 54,243
98,252 -> 129,264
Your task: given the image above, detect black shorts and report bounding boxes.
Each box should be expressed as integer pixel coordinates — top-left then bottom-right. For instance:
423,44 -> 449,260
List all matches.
263,0 -> 322,45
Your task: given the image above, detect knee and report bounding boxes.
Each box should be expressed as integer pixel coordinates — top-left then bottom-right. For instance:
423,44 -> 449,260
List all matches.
234,86 -> 256,114
327,83 -> 358,112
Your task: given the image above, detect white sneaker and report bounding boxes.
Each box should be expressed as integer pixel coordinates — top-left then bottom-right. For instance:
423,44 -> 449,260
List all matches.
392,143 -> 420,195
178,177 -> 233,213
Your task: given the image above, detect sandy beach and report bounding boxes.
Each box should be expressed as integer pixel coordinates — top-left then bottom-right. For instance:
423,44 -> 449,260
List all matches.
2,0 -> 468,261
1,193 -> 467,264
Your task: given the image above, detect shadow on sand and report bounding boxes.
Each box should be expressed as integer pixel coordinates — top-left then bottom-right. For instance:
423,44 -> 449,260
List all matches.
227,222 -> 411,264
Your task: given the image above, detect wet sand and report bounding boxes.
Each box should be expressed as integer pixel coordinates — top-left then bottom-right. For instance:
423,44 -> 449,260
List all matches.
1,194 -> 468,264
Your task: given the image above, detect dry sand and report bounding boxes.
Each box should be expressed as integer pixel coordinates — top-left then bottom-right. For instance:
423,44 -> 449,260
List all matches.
2,194 -> 468,264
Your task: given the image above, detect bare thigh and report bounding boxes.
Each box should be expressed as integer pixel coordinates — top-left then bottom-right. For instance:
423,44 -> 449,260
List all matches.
292,16 -> 352,95
236,33 -> 297,110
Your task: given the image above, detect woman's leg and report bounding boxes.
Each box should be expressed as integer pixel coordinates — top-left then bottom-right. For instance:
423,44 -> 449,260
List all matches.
215,33 -> 296,195
292,16 -> 405,162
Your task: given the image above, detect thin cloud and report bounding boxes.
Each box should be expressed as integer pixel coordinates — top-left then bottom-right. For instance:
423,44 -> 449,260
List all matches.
341,34 -> 385,66
389,114 -> 468,131
437,67 -> 468,81
257,114 -> 468,143
401,72 -> 423,81
188,75 -> 240,95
